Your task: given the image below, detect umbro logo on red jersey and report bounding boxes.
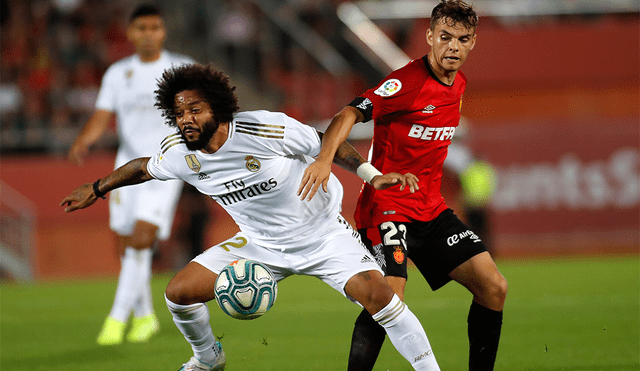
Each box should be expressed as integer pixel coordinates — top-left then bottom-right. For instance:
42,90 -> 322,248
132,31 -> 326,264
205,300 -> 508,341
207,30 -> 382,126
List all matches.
422,105 -> 436,113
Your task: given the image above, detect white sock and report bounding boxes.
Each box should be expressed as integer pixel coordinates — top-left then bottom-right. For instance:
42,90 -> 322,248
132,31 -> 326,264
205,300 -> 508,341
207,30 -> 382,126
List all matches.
108,247 -> 144,322
372,294 -> 440,371
133,248 -> 154,318
165,295 -> 220,364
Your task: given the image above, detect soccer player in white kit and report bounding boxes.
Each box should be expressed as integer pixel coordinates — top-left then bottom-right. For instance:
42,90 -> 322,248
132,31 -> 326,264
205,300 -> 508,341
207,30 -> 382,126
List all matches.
67,5 -> 194,345
61,63 -> 441,371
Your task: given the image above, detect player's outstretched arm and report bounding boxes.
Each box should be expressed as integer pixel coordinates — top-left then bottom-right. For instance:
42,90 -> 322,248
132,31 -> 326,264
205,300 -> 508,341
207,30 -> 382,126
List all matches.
298,106 -> 363,201
60,157 -> 154,212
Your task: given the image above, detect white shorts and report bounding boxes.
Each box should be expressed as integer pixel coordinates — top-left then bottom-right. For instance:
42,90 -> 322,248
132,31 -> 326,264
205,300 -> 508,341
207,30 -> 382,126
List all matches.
109,179 -> 183,240
192,215 -> 383,303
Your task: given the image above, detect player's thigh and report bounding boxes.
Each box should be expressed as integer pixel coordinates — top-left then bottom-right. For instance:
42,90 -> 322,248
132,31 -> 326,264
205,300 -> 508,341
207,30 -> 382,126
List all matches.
449,251 -> 507,310
192,232 -> 292,283
359,225 -> 409,280
297,216 -> 383,303
408,209 -> 488,291
167,233 -> 260,305
166,261 -> 220,305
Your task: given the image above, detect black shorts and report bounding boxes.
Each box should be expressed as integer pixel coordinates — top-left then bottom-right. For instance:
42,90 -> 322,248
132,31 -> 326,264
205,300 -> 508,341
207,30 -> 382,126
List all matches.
358,208 -> 487,291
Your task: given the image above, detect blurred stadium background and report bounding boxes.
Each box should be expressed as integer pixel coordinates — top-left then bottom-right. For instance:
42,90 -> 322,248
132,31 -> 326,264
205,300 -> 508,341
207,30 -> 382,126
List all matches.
0,1 -> 638,370
1,0 -> 637,280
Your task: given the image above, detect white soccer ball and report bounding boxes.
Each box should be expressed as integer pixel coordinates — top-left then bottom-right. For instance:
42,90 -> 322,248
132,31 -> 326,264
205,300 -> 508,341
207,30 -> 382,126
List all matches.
214,259 -> 278,320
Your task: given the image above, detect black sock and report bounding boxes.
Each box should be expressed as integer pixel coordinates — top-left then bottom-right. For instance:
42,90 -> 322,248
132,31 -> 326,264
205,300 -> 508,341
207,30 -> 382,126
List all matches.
347,308 -> 386,371
468,301 -> 503,371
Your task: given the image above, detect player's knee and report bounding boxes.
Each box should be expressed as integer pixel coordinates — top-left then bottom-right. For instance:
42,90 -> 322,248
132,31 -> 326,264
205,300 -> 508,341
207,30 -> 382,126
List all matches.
365,282 -> 395,313
165,278 -> 191,305
487,275 -> 508,308
497,276 -> 508,301
129,233 -> 156,249
130,221 -> 158,249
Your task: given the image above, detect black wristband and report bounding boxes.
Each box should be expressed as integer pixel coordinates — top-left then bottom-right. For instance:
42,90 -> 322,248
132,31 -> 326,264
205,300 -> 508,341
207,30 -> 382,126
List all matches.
93,179 -> 107,199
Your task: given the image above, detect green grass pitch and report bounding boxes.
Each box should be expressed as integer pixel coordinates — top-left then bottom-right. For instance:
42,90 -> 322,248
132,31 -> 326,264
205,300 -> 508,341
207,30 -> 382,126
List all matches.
1,256 -> 638,371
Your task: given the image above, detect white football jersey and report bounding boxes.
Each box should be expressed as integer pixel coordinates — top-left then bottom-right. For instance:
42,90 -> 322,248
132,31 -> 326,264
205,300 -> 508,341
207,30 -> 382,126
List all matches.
95,51 -> 194,166
147,110 -> 344,250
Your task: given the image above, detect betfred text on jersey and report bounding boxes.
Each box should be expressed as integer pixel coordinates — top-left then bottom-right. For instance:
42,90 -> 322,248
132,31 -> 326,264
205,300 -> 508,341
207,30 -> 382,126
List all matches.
408,124 -> 456,141
214,178 -> 278,206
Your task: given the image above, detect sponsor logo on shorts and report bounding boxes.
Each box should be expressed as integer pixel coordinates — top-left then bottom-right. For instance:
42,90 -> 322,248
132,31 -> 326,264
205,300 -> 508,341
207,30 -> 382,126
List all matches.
393,246 -> 405,264
447,230 -> 482,246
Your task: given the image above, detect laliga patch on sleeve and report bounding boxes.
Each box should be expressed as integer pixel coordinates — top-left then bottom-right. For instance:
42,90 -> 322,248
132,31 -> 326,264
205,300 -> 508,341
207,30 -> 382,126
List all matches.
154,152 -> 163,165
374,79 -> 402,97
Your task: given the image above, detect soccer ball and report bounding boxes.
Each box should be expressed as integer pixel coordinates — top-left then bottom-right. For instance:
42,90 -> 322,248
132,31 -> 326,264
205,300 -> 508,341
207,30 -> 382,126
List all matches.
214,259 -> 278,320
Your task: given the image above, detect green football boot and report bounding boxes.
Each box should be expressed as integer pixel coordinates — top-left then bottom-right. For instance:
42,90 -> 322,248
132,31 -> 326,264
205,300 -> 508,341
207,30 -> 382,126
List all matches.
96,316 -> 126,345
126,314 -> 159,343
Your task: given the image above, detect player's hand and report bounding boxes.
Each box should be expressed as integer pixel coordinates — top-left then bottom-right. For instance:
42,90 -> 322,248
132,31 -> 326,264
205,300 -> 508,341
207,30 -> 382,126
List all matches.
371,172 -> 419,193
68,142 -> 89,166
298,160 -> 332,201
59,184 -> 99,212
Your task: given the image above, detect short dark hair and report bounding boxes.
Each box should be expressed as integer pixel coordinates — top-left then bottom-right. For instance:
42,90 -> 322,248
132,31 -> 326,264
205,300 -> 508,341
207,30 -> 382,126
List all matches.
130,4 -> 162,22
430,0 -> 478,31
155,63 -> 240,128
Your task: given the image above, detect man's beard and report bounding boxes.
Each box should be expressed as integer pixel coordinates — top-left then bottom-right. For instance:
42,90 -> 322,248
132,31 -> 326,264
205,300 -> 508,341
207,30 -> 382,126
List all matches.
180,119 -> 220,151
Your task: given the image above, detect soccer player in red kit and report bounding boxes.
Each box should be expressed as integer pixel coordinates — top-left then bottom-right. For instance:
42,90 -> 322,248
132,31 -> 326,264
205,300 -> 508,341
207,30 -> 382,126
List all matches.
298,1 -> 507,370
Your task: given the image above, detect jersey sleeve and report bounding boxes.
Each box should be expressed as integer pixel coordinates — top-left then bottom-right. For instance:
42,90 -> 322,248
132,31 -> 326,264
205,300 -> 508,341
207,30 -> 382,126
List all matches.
281,114 -> 322,157
94,65 -> 118,112
147,148 -> 178,181
349,59 -> 424,122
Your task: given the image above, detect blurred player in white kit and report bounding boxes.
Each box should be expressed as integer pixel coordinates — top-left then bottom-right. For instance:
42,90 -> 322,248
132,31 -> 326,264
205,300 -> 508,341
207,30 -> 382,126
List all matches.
68,4 -> 194,345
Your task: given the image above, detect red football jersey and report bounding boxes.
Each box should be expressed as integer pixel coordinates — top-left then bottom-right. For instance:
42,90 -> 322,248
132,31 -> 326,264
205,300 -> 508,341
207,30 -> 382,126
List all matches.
352,55 -> 467,229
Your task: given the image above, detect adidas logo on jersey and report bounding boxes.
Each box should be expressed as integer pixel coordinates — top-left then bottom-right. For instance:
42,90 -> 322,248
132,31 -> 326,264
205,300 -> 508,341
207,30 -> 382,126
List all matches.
422,105 -> 436,113
198,172 -> 210,180
361,255 -> 374,264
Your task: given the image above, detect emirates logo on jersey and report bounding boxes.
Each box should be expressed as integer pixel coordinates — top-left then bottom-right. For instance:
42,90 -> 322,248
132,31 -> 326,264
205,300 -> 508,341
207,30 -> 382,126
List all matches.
214,178 -> 278,206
